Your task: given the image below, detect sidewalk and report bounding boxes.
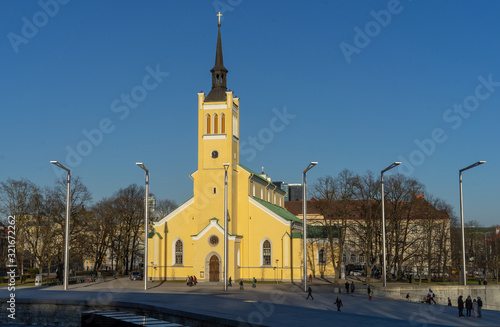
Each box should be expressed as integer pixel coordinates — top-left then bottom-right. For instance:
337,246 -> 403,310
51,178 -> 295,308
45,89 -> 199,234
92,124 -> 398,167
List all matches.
1,278 -> 499,326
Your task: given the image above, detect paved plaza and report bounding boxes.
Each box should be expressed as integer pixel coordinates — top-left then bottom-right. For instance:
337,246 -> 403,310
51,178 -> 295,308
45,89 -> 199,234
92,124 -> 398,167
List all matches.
2,278 -> 500,326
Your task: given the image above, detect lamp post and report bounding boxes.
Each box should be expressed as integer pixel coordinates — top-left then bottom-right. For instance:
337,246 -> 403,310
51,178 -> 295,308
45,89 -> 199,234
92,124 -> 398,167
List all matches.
223,163 -> 230,291
303,161 -> 318,292
50,161 -> 71,291
380,161 -> 401,288
136,162 -> 149,291
459,160 -> 486,286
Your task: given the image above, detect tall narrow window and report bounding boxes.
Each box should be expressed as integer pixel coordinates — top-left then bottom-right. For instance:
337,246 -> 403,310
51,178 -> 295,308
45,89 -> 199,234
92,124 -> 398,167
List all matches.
318,248 -> 326,265
206,114 -> 211,134
262,240 -> 271,265
175,240 -> 183,265
213,114 -> 218,133
221,114 -> 225,133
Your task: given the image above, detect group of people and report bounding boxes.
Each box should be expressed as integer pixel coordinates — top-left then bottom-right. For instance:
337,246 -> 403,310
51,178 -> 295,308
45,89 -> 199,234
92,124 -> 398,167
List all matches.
227,276 -> 256,290
458,295 -> 483,318
186,275 -> 197,286
344,281 -> 355,294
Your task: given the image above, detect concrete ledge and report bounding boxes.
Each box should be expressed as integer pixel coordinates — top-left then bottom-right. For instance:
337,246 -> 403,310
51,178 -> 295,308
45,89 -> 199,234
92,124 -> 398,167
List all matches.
0,298 -> 260,327
375,284 -> 500,311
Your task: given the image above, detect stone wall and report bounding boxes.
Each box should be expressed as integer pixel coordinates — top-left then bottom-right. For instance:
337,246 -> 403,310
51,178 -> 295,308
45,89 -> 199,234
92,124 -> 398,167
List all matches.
376,284 -> 500,310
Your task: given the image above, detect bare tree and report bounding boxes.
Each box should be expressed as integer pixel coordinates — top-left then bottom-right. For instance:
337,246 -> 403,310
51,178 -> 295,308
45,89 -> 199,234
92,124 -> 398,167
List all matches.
384,174 -> 424,281
0,178 -> 41,280
108,184 -> 144,275
312,169 -> 356,282
350,171 -> 381,282
152,198 -> 178,222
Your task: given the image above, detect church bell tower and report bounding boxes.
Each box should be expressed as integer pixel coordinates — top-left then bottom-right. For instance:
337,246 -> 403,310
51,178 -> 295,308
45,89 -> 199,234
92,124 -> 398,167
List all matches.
195,13 -> 240,231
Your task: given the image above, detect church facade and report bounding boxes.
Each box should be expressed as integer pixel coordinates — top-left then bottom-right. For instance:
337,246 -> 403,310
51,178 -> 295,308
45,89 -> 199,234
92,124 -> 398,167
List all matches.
147,19 -> 335,282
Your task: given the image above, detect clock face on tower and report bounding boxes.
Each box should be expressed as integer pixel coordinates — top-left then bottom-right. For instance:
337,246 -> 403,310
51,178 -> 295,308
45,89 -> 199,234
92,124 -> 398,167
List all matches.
211,150 -> 219,159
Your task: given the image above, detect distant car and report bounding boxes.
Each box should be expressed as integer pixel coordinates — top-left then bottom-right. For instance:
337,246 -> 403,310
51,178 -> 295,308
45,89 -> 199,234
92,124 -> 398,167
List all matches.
130,272 -> 143,280
350,270 -> 363,276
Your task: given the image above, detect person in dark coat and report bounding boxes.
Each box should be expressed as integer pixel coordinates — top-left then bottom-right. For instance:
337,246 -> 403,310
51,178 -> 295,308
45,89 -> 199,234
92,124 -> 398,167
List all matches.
306,286 -> 314,300
350,282 -> 355,293
334,296 -> 343,312
477,297 -> 483,318
345,281 -> 349,294
448,297 -> 452,306
458,295 -> 464,317
465,295 -> 473,318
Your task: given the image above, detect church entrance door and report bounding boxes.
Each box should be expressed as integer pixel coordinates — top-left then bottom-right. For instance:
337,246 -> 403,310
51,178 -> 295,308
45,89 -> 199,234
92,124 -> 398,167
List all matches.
209,255 -> 220,282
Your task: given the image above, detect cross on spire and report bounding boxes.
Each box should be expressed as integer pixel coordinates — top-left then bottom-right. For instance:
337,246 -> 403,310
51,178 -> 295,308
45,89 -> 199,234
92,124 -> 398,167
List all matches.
217,12 -> 222,26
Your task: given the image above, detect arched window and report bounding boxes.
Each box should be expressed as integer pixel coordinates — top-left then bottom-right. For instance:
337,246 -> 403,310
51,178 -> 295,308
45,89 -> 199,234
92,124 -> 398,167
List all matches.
318,248 -> 326,265
359,255 -> 364,263
262,240 -> 271,265
206,114 -> 211,134
221,114 -> 225,133
350,254 -> 356,264
213,114 -> 218,133
175,240 -> 183,265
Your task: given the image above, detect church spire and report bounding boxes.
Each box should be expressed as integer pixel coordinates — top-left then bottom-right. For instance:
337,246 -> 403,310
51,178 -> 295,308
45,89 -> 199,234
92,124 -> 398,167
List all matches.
205,12 -> 229,102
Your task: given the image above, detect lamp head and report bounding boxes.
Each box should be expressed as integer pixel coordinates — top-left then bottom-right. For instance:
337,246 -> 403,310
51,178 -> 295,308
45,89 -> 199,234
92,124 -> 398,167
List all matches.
223,163 -> 230,170
136,162 -> 148,172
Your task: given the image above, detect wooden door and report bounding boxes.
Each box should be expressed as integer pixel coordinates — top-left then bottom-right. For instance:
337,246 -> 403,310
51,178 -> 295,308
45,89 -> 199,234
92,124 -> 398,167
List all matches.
209,255 -> 219,282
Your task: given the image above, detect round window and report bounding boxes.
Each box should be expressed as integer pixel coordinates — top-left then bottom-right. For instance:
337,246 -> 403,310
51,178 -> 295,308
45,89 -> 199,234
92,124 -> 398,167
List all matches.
209,235 -> 219,246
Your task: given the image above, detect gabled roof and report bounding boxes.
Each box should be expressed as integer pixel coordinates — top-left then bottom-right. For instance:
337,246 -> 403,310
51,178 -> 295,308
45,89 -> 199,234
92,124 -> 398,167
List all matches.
251,196 -> 302,223
239,164 -> 285,195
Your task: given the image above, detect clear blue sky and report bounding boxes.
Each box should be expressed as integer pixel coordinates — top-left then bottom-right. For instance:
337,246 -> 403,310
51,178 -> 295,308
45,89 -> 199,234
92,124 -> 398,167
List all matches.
1,1 -> 498,226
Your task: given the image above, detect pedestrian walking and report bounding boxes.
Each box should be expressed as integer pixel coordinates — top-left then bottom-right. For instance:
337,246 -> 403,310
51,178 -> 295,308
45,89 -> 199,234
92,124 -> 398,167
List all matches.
309,274 -> 312,283
477,297 -> 483,318
239,279 -> 244,290
306,286 -> 314,300
369,289 -> 373,301
345,281 -> 349,294
458,295 -> 464,317
252,277 -> 256,288
228,276 -> 232,287
334,296 -> 343,312
350,281 -> 355,294
193,275 -> 197,285
448,297 -> 452,306
406,293 -> 411,302
465,295 -> 473,318
428,289 -> 436,304
483,279 -> 488,285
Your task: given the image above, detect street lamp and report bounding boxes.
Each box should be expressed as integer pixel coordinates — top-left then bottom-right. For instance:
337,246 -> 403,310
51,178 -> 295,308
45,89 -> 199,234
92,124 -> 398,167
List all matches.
459,160 -> 486,286
50,161 -> 71,291
136,162 -> 149,291
381,161 -> 401,288
223,163 -> 230,291
303,161 -> 318,292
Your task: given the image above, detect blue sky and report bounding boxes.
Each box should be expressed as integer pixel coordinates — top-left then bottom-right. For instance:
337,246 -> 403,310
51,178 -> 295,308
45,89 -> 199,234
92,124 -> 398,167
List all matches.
1,1 -> 498,226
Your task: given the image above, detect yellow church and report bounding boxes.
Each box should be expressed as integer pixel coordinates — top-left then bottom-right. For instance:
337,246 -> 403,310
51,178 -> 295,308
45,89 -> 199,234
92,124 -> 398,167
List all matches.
147,18 -> 335,282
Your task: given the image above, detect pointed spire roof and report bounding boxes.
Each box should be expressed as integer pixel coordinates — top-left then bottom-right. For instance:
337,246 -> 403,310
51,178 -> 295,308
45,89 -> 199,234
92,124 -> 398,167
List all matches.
211,25 -> 228,74
205,13 -> 229,102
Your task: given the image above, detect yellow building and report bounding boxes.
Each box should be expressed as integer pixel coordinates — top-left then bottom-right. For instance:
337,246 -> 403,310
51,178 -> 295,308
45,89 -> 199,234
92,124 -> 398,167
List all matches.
148,19 -> 335,282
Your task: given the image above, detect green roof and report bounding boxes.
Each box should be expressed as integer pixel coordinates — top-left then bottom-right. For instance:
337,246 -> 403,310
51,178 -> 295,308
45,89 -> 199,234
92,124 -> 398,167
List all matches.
291,232 -> 302,239
307,225 -> 339,239
251,196 -> 302,223
239,164 -> 286,195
